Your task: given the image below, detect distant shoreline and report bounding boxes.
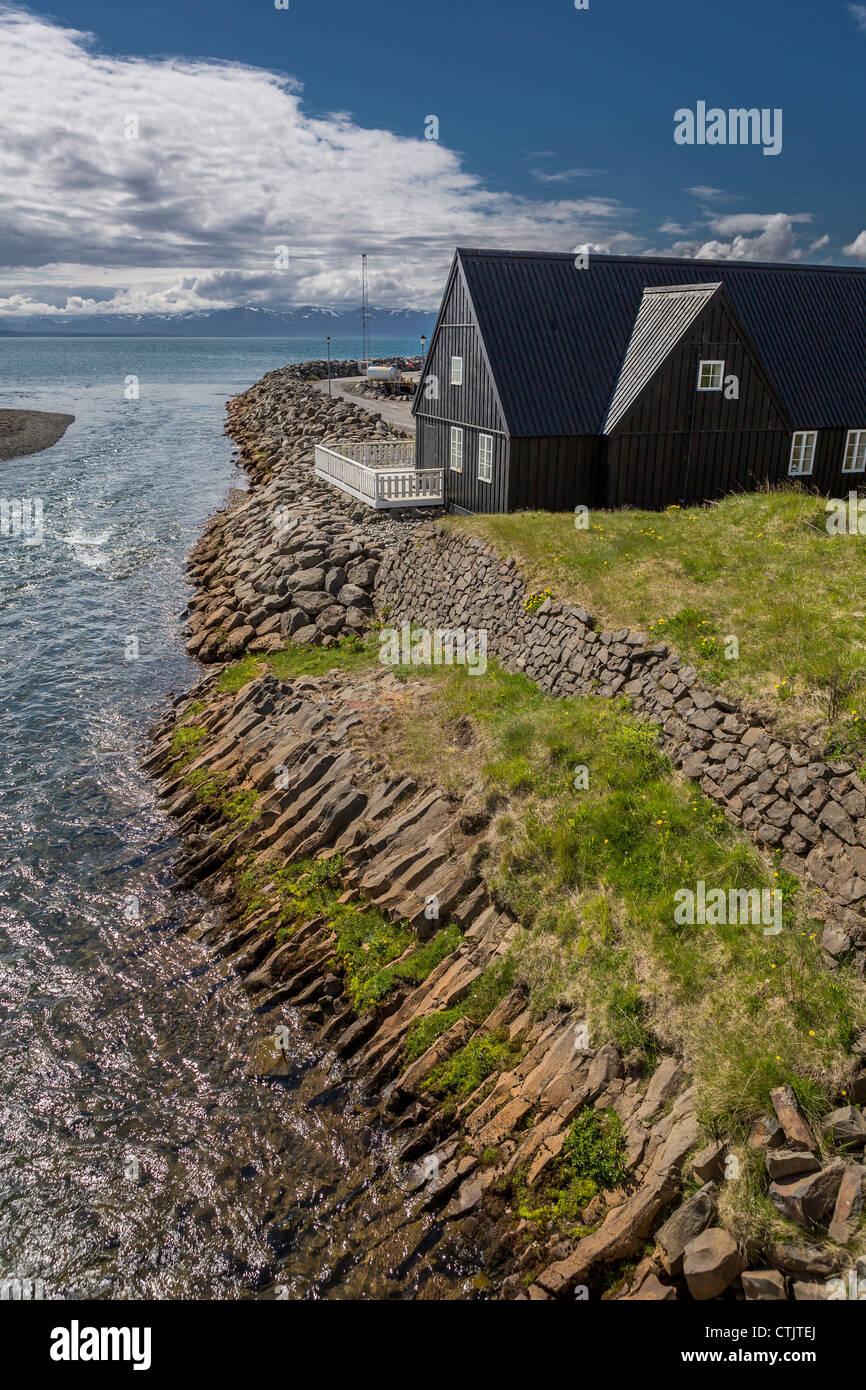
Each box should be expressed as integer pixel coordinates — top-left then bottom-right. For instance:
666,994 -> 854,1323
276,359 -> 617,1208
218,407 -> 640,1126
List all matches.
0,408 -> 74,461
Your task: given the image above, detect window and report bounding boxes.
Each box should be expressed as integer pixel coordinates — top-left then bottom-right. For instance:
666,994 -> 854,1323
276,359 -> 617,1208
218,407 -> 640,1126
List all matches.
843,430 -> 866,474
450,426 -> 463,473
450,356 -> 464,386
789,430 -> 817,477
697,360 -> 725,392
478,434 -> 493,483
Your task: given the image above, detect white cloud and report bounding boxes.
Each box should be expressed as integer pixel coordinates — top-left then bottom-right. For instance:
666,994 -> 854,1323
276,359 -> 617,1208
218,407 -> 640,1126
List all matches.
848,4 -> 866,31
648,213 -> 815,263
529,167 -> 605,184
0,8 -> 633,315
685,186 -> 728,201
843,230 -> 866,260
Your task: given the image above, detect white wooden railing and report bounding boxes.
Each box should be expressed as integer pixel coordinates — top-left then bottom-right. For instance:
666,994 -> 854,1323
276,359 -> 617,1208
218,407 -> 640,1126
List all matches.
350,441 -> 417,470
314,443 -> 443,509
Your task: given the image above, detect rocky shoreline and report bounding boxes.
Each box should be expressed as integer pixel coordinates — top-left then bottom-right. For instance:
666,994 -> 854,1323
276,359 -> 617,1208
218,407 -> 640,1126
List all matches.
148,362 -> 866,1301
0,407 -> 75,460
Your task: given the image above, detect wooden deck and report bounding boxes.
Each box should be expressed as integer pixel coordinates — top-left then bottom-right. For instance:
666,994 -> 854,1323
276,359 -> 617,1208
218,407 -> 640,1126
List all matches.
314,442 -> 444,509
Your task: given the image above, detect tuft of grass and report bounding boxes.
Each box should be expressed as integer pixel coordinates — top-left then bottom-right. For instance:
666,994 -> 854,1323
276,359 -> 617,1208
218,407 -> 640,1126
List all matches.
268,634 -> 378,682
402,956 -> 519,1064
218,635 -> 378,694
513,1107 -> 627,1233
169,722 -> 207,771
422,1027 -> 521,1112
218,655 -> 263,692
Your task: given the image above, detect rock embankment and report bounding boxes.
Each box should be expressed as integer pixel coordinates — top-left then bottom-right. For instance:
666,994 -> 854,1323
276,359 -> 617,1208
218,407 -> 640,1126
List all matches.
151,362 -> 866,1301
378,527 -> 866,974
0,408 -> 75,460
183,367 -> 436,659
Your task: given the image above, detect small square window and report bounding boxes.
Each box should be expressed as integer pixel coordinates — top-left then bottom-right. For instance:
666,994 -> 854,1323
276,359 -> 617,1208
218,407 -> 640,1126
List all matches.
789,430 -> 817,477
450,356 -> 464,386
697,360 -> 725,392
450,426 -> 463,473
478,434 -> 493,483
843,430 -> 866,474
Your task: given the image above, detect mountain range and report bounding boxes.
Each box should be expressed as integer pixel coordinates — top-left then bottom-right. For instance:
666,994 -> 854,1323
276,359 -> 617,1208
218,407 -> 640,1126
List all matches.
0,305 -> 437,339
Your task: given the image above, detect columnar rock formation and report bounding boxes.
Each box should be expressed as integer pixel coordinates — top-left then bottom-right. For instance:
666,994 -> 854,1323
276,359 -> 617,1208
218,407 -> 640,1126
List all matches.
149,364 -> 866,1300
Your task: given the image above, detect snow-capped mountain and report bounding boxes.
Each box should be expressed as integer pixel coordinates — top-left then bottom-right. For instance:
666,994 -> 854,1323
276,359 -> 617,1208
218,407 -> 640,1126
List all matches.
0,305 -> 436,338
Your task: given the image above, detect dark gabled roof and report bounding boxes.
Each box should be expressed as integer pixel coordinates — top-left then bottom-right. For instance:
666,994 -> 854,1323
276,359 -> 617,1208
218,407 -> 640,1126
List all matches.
456,248 -> 866,435
603,282 -> 722,433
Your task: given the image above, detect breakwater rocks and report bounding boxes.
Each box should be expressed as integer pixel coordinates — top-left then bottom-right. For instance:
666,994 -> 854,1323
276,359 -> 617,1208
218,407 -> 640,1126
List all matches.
183,368 -> 436,660
377,527 -> 866,975
153,364 -> 866,1300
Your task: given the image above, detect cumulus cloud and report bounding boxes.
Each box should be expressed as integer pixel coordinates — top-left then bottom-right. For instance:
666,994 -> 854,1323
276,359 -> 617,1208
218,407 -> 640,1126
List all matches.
843,231 -> 866,260
648,213 -> 815,263
848,4 -> 866,31
0,8 -> 634,315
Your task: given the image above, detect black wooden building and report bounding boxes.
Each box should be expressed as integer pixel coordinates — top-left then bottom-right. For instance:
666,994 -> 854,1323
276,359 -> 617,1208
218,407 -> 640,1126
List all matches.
412,248 -> 866,513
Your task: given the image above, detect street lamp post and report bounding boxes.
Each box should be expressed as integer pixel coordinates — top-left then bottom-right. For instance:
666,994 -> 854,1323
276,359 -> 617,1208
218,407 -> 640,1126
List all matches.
420,334 -> 427,360
326,336 -> 332,396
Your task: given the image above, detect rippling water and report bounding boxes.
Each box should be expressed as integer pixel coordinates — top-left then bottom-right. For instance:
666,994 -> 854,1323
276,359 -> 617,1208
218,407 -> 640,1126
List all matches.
0,338 -> 477,1300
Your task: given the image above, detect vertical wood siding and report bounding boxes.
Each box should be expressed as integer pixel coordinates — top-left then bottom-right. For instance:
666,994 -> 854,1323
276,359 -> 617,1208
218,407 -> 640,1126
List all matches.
415,261 -> 509,512
606,296 -> 792,509
507,437 -> 605,511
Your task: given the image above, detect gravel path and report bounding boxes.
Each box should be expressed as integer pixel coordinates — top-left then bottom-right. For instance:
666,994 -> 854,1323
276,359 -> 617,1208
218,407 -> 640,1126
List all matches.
311,377 -> 416,432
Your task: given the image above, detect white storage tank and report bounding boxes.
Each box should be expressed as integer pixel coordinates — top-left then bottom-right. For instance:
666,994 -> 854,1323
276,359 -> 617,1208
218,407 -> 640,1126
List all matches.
366,364 -> 400,381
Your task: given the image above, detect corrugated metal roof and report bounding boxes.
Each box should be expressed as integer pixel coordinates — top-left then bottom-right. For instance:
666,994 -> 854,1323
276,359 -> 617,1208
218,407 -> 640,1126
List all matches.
456,249 -> 866,435
603,283 -> 722,433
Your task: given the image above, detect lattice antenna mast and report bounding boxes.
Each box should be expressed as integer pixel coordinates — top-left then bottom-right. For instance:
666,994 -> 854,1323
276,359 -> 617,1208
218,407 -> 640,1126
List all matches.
361,252 -> 368,363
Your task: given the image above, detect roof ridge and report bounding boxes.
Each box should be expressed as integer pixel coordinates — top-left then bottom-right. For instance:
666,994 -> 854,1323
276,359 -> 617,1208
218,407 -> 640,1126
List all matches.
455,247 -> 866,276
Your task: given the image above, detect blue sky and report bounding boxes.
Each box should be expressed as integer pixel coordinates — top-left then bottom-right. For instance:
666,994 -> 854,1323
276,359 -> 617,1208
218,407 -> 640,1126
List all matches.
1,0 -> 865,316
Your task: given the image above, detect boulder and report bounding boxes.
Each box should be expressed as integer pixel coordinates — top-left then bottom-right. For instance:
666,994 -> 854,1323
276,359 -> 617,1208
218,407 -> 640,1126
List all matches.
765,1240 -> 842,1277
769,1085 -> 817,1152
336,583 -> 372,608
682,1229 -> 744,1300
821,1105 -> 866,1150
765,1148 -> 820,1180
293,590 -> 332,617
741,1269 -> 788,1301
655,1182 -> 718,1275
769,1163 -> 845,1227
691,1140 -> 726,1183
827,1165 -> 865,1245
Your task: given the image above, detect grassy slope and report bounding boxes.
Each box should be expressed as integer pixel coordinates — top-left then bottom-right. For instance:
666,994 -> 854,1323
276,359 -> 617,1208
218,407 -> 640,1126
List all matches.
447,487 -> 866,760
215,631 -> 865,1249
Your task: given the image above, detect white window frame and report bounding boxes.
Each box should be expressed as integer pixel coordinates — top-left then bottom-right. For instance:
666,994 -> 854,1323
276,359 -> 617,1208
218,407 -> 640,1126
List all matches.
696,359 -> 725,392
478,433 -> 493,484
450,425 -> 463,473
450,355 -> 464,386
788,430 -> 817,477
843,429 -> 866,474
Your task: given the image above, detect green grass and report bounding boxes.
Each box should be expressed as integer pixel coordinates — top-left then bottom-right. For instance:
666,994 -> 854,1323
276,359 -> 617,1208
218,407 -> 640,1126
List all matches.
381,658 -> 865,1136
402,956 -> 519,1064
168,722 -> 207,771
448,487 -> 866,752
514,1107 -> 627,1233
231,854 -> 461,1012
218,634 -> 379,694
422,1027 -> 522,1112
